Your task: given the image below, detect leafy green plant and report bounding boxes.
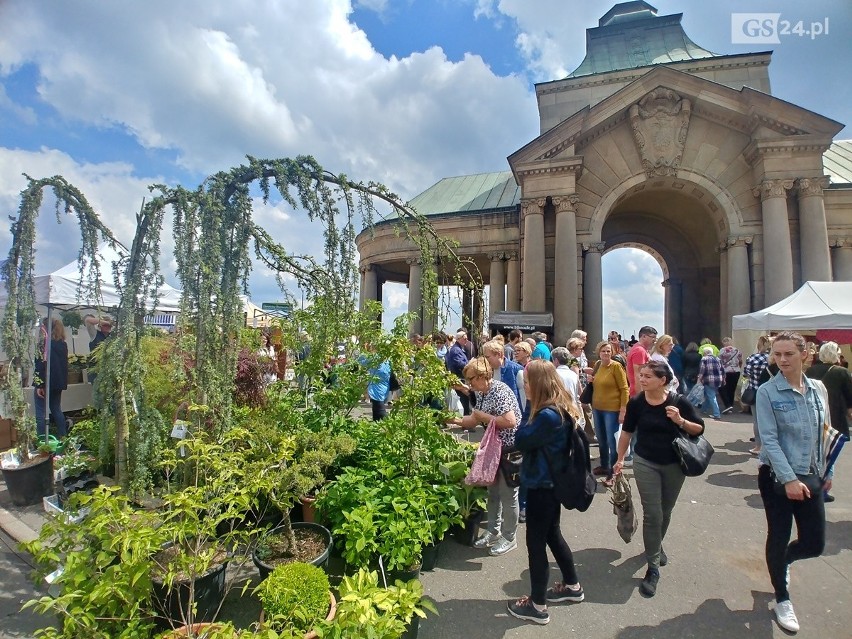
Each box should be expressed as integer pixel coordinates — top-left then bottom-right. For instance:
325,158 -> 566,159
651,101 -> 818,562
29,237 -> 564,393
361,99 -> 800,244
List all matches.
318,468 -> 460,571
23,486 -> 163,639
322,568 -> 436,639
256,562 -> 330,633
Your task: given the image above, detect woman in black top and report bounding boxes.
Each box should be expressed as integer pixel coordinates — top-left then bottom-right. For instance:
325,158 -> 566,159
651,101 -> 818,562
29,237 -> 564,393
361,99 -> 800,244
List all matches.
34,318 -> 69,439
614,360 -> 704,598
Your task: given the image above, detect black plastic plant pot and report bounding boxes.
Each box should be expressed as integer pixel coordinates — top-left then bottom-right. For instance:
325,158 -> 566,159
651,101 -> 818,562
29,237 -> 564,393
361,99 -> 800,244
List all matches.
451,509 -> 484,547
152,559 -> 228,627
386,563 -> 421,584
252,522 -> 332,581
420,541 -> 441,572
1,454 -> 54,507
401,616 -> 420,639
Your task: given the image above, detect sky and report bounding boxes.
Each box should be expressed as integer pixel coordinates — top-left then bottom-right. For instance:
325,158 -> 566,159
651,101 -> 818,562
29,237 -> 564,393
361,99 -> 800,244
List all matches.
0,0 -> 849,338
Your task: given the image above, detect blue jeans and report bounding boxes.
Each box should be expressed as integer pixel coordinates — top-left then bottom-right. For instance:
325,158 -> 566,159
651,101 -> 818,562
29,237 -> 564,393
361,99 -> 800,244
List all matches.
34,388 -> 67,439
592,408 -> 620,472
703,384 -> 721,418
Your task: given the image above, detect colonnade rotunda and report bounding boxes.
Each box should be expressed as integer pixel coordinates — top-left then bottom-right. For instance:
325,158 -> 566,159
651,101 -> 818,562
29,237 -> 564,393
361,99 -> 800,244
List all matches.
355,1 -> 852,348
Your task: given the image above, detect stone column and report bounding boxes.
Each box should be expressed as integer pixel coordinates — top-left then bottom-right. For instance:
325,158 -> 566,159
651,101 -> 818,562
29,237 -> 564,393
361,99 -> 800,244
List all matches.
553,195 -> 579,346
488,253 -> 506,319
582,242 -> 604,351
718,243 -> 728,339
727,236 -> 752,328
831,238 -> 852,281
407,258 -> 422,336
360,264 -> 378,312
521,198 -> 546,311
506,251 -> 520,311
753,179 -> 795,305
421,262 -> 437,338
663,278 -> 683,340
797,177 -> 832,282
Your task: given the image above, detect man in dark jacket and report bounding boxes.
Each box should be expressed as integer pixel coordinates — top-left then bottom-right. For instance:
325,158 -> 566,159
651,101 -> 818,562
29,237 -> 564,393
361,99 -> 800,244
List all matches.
446,331 -> 471,415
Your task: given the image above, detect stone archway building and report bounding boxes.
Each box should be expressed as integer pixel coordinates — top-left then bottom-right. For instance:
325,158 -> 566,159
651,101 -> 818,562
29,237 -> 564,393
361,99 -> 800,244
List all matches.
356,2 -> 852,348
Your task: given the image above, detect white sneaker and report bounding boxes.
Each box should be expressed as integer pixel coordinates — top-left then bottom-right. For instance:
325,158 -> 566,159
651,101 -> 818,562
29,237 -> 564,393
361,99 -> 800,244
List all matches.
473,531 -> 499,549
489,536 -> 518,556
774,599 -> 799,632
623,458 -> 634,468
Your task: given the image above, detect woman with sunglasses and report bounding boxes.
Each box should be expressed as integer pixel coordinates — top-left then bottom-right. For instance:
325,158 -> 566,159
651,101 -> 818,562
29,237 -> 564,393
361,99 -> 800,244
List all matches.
449,357 -> 521,557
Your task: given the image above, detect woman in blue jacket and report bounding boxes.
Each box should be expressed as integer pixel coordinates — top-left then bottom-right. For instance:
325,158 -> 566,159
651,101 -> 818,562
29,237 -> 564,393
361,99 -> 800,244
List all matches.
507,360 -> 584,625
756,331 -> 832,634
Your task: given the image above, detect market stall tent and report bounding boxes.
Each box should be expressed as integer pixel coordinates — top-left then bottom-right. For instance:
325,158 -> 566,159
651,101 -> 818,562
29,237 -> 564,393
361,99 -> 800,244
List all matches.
0,245 -> 182,357
732,281 -> 852,351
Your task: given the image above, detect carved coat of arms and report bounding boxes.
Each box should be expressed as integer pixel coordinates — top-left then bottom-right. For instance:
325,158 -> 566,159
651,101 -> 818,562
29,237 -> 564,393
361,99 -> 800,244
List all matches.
629,88 -> 691,177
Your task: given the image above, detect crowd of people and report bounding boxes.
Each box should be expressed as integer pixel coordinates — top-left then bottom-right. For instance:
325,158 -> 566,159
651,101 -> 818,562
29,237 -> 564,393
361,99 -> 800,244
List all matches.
31,310 -> 847,633
381,324 -> 849,633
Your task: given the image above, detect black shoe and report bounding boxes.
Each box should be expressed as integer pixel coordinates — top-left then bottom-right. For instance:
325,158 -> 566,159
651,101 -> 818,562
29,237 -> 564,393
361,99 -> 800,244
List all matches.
639,568 -> 660,597
507,596 -> 549,625
824,493 -> 836,503
659,547 -> 668,567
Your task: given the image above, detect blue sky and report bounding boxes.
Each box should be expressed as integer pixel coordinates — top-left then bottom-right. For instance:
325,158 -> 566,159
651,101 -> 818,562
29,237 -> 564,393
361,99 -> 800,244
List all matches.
0,0 -> 849,338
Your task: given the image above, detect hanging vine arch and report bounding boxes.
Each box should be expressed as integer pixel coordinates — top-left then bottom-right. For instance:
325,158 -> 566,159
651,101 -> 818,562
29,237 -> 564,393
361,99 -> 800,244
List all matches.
3,156 -> 480,495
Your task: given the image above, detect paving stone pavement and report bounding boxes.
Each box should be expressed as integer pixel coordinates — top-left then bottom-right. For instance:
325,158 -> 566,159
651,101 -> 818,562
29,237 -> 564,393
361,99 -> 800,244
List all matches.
1,411 -> 850,638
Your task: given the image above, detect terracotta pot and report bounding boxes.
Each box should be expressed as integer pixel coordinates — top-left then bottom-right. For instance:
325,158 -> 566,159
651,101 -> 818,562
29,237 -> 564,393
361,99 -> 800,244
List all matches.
299,495 -> 317,523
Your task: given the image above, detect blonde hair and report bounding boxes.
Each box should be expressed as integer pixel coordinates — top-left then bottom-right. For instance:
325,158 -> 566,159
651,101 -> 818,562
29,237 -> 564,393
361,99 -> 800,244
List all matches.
462,357 -> 492,380
650,334 -> 673,357
514,342 -> 532,356
480,340 -> 504,357
525,360 -> 580,422
493,334 -> 505,345
756,335 -> 771,352
566,337 -> 584,351
595,340 -> 611,355
51,318 -> 66,341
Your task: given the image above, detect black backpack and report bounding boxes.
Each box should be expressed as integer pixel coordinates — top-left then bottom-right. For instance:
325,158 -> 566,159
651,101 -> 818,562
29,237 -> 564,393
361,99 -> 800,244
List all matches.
543,415 -> 596,512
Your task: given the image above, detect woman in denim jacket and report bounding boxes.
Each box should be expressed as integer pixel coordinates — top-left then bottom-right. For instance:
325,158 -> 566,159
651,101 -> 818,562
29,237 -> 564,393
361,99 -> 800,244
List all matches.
507,360 -> 584,625
756,331 -> 832,634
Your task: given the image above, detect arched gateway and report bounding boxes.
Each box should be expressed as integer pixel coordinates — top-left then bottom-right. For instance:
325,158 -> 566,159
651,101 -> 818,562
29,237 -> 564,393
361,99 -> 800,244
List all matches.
356,2 -> 852,348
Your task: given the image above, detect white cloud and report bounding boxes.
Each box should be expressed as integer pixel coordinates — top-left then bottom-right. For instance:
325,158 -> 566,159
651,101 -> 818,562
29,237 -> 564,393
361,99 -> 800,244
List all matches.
0,0 -> 537,199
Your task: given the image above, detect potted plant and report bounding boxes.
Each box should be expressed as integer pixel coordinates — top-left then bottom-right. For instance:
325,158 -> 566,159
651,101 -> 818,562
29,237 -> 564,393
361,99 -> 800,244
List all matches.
0,436 -> 55,507
441,459 -> 488,547
256,562 -> 336,638
151,429 -> 273,630
322,568 -> 436,639
60,310 -> 84,336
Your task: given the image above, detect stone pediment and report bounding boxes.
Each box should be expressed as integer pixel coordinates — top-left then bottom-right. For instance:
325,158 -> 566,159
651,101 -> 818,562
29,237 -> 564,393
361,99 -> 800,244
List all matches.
508,65 -> 843,182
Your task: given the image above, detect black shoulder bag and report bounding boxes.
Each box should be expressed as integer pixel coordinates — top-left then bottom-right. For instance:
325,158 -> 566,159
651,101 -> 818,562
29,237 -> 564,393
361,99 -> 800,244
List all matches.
668,393 -> 714,477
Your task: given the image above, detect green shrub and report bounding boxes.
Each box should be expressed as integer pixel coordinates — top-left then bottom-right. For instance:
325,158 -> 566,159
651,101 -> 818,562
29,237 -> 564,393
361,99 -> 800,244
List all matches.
256,562 -> 330,632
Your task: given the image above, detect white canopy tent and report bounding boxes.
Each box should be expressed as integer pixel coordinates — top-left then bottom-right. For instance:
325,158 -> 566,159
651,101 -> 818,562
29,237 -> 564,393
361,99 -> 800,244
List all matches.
0,245 -> 183,358
732,281 -> 852,351
0,245 -> 182,312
